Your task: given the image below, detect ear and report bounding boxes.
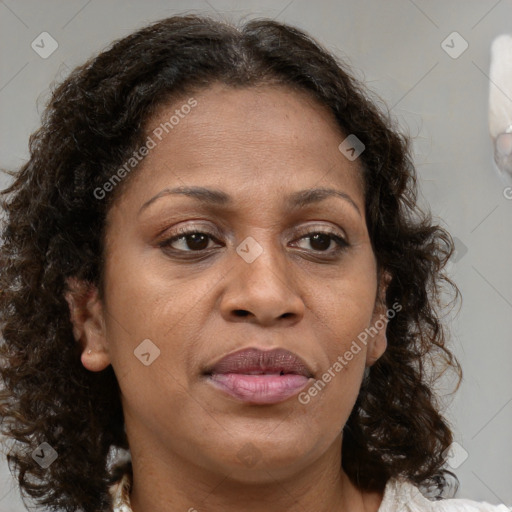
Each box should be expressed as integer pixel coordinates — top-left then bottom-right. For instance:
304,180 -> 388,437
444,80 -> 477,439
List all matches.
64,276 -> 110,372
366,269 -> 392,368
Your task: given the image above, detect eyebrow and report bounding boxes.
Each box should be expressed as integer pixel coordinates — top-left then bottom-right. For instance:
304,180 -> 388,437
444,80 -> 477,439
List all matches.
138,185 -> 362,217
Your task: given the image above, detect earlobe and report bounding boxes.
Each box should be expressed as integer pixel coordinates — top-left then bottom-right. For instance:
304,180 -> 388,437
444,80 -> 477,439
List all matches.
365,316 -> 388,367
80,347 -> 111,372
64,277 -> 111,372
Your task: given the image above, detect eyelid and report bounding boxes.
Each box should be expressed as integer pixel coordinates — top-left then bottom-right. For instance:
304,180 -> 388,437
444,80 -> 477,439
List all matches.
159,221 -> 223,240
291,223 -> 347,242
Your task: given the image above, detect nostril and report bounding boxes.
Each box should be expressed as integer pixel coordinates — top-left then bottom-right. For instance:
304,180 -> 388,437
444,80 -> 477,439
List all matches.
233,310 -> 249,317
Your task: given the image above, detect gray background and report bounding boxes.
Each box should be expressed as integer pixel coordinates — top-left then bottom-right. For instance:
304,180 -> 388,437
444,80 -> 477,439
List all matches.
1,0 -> 511,510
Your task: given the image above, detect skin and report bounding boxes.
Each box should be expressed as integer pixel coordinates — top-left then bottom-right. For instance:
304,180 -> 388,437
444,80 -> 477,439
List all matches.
66,82 -> 391,512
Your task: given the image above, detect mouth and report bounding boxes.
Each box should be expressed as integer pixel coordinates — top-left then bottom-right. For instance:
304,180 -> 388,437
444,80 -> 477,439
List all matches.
203,347 -> 314,405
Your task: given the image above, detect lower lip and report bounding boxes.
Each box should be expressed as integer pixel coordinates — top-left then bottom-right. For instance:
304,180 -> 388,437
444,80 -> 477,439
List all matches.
206,373 -> 310,404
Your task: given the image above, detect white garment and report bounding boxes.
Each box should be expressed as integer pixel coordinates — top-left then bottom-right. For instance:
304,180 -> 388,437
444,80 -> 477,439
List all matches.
379,477 -> 512,512
109,472 -> 512,512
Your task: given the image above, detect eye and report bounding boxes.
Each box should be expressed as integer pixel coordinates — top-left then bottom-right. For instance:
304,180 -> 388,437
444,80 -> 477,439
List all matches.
292,230 -> 348,254
159,229 -> 221,252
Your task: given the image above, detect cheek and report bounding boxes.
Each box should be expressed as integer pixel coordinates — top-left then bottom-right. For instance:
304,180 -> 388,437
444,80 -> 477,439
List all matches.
298,266 -> 376,418
104,233 -> 207,326
311,263 -> 377,351
101,241 -> 214,383
103,257 -> 207,430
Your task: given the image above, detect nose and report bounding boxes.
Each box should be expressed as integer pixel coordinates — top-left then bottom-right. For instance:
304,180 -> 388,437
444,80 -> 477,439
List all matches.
219,239 -> 305,327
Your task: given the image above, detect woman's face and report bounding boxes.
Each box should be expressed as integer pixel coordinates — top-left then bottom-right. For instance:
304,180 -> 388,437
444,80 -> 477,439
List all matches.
75,83 -> 389,481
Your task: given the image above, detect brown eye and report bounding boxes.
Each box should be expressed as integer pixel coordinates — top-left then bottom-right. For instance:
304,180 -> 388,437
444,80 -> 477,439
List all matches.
309,233 -> 333,251
160,231 -> 220,252
294,231 -> 348,253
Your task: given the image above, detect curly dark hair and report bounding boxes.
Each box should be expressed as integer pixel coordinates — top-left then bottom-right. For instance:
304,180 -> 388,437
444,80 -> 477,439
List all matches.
0,13 -> 463,512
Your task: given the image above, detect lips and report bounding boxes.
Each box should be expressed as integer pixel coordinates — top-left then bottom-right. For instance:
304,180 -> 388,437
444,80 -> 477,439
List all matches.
203,347 -> 314,404
203,347 -> 314,378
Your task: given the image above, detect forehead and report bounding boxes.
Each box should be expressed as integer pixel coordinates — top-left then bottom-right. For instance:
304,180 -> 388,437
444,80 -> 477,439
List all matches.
117,82 -> 365,208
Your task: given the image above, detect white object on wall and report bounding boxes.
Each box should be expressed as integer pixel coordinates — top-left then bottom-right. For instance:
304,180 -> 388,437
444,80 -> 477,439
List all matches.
489,34 -> 512,185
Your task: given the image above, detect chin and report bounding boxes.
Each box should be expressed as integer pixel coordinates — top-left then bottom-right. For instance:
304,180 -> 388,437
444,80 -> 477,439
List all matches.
205,435 -> 316,481
221,454 -> 311,485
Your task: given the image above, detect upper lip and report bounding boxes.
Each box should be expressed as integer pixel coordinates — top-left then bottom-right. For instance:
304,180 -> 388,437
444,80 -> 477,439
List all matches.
204,347 -> 314,378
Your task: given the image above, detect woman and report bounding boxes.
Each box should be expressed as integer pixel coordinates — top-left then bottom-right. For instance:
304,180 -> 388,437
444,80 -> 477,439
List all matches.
0,14 -> 510,512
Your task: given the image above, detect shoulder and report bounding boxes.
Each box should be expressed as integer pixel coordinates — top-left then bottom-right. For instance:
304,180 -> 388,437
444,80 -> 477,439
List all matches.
379,477 -> 512,512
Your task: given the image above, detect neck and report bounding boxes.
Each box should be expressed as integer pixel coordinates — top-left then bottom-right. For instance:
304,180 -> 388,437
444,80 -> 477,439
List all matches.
127,434 -> 383,512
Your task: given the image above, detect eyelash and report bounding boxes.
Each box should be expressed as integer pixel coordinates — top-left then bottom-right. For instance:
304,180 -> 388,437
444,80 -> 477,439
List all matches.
159,227 -> 349,257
